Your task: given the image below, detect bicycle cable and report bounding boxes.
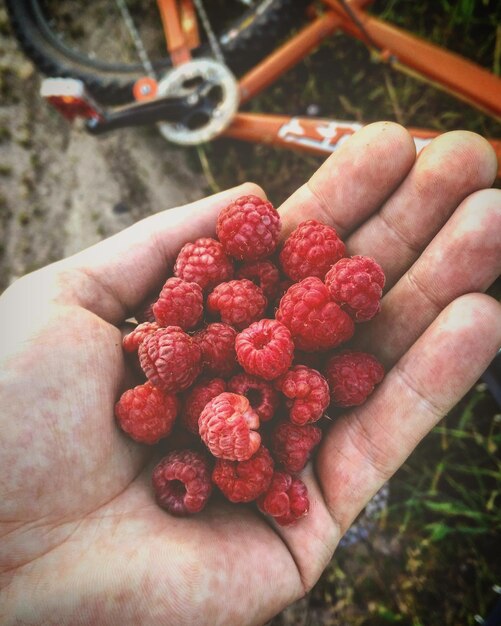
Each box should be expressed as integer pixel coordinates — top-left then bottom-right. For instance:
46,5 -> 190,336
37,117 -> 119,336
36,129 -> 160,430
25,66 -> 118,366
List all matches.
114,0 -> 157,78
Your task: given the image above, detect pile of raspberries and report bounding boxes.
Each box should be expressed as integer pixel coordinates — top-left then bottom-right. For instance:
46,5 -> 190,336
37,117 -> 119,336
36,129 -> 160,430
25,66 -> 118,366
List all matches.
116,195 -> 385,526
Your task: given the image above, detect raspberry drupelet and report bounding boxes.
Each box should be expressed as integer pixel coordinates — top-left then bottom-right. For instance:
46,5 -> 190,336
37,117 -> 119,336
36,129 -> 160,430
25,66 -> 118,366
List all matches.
152,277 -> 203,330
235,318 -> 294,381
279,219 -> 346,281
198,392 -> 261,461
325,255 -> 385,322
227,372 -> 280,423
257,471 -> 310,526
275,365 -> 330,425
152,449 -> 212,515
207,279 -> 267,330
212,445 -> 274,503
194,323 -> 239,377
324,350 -> 385,407
122,321 -> 160,353
139,326 -> 201,393
174,237 -> 234,292
216,194 -> 281,261
115,382 -> 179,444
270,421 -> 322,473
181,377 -> 227,435
276,277 -> 355,352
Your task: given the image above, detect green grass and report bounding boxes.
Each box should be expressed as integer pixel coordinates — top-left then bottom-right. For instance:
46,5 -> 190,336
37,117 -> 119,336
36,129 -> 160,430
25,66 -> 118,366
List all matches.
200,3 -> 501,624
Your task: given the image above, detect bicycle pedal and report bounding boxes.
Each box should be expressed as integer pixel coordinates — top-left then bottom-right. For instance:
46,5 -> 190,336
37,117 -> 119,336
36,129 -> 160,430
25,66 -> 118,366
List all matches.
40,78 -> 104,122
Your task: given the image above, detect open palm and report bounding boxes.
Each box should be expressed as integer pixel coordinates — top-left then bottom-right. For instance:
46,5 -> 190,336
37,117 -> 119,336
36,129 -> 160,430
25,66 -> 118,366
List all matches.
1,123 -> 500,625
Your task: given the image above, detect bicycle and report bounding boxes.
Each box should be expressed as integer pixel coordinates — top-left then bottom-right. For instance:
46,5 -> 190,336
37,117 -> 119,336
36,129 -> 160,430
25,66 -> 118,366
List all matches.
5,0 -> 501,177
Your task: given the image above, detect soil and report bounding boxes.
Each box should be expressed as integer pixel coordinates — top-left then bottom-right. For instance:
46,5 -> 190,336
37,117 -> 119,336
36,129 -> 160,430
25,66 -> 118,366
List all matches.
0,6 -> 207,293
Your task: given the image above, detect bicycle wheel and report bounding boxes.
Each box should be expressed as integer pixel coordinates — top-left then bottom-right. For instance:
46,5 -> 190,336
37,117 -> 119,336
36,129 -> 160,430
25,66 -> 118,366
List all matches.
6,0 -> 311,105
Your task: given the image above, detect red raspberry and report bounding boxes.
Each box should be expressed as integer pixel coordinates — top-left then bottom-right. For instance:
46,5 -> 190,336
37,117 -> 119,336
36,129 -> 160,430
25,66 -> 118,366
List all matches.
174,237 -> 234,292
275,365 -> 330,425
270,422 -> 322,473
115,382 -> 178,444
216,195 -> 281,261
207,279 -> 267,330
325,256 -> 385,322
279,220 -> 345,281
212,445 -> 274,503
227,373 -> 280,423
153,277 -> 203,330
276,277 -> 354,352
324,350 -> 385,407
194,323 -> 238,377
139,327 -> 201,393
123,321 -> 160,353
152,449 -> 212,515
257,472 -> 309,526
199,392 -> 261,461
236,260 -> 281,300
181,377 -> 227,434
235,319 -> 294,381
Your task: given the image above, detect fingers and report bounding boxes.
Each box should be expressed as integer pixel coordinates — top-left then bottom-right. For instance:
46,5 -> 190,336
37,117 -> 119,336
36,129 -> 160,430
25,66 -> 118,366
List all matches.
59,183 -> 265,323
278,122 -> 416,239
346,131 -> 499,288
355,188 -> 501,366
316,293 -> 501,536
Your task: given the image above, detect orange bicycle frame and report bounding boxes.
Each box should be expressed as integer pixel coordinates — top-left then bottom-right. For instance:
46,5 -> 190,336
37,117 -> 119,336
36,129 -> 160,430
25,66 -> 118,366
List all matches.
167,0 -> 501,175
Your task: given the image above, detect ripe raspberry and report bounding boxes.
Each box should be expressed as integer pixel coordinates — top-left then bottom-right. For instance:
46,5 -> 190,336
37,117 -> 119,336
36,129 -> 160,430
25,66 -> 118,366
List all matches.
275,365 -> 330,425
235,319 -> 294,381
216,195 -> 281,261
276,277 -> 354,352
325,256 -> 385,322
324,350 -> 385,407
257,472 -> 309,526
236,260 -> 281,300
181,377 -> 227,434
152,449 -> 212,515
207,279 -> 267,330
194,323 -> 238,377
174,237 -> 234,292
212,445 -> 274,503
279,220 -> 345,281
122,321 -> 160,353
139,327 -> 201,393
199,392 -> 261,461
270,422 -> 322,473
153,277 -> 203,330
115,382 -> 178,444
227,373 -> 280,423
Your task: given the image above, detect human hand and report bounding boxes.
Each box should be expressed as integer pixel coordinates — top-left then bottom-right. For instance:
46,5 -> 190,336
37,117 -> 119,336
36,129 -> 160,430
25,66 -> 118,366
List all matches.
1,123 -> 500,625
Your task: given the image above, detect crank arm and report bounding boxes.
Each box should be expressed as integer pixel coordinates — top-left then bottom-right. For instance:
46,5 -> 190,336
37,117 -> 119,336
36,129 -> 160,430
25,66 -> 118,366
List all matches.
85,92 -> 198,135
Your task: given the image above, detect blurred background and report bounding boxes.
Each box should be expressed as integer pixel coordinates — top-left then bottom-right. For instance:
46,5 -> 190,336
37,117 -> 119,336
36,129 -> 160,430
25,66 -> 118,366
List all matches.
1,1 -> 500,623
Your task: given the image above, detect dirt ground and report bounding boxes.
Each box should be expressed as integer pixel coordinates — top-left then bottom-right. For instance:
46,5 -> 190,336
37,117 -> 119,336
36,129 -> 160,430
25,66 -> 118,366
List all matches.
0,7 -> 208,293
